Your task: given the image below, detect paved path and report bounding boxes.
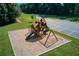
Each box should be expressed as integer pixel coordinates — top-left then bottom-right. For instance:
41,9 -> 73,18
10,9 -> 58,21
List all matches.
37,16 -> 79,39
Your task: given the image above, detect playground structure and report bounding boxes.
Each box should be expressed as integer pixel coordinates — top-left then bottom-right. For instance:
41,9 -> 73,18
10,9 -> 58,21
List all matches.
26,15 -> 59,48
8,15 -> 71,56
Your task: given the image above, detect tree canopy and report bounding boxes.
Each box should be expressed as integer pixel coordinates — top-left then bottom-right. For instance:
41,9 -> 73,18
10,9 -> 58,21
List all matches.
0,3 -> 79,26
0,3 -> 21,26
20,3 -> 79,17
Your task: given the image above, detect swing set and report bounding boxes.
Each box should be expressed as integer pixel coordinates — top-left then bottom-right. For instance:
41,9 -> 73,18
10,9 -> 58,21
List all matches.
26,15 -> 58,48
28,27 -> 58,48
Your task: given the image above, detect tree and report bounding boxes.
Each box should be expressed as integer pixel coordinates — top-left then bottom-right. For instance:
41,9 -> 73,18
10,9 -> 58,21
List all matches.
63,3 -> 75,16
0,3 -> 21,26
20,3 -> 78,17
74,3 -> 79,16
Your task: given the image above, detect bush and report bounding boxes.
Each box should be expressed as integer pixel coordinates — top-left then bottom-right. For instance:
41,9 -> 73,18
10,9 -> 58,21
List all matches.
0,3 -> 21,26
70,17 -> 79,22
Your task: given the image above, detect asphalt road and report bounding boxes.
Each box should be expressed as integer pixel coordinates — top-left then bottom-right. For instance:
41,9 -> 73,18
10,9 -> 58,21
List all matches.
37,16 -> 79,39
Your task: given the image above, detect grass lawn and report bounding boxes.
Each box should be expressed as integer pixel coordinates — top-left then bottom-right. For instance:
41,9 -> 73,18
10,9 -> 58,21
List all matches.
0,13 -> 79,56
0,13 -> 33,56
45,14 -> 79,22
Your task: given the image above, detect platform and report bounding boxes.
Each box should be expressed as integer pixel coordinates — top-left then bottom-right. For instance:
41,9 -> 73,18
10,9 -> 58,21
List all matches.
8,29 -> 71,56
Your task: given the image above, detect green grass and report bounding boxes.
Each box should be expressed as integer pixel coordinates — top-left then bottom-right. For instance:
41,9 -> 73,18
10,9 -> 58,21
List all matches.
41,14 -> 59,20
65,17 -> 79,22
45,14 -> 79,22
0,13 -> 79,56
0,13 -> 33,56
41,30 -> 79,56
